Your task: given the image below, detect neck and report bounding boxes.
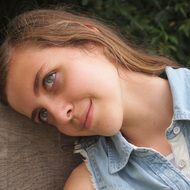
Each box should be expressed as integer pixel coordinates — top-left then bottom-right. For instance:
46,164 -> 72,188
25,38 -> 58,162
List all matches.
119,70 -> 173,154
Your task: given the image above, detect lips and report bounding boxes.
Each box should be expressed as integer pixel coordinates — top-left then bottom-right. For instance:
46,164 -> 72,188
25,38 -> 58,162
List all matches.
80,100 -> 93,129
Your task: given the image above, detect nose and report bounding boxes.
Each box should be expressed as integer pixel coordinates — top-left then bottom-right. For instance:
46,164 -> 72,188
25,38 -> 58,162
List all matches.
46,100 -> 73,125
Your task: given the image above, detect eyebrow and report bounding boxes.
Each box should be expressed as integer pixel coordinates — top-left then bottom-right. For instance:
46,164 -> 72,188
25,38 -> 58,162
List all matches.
33,67 -> 43,96
31,65 -> 44,121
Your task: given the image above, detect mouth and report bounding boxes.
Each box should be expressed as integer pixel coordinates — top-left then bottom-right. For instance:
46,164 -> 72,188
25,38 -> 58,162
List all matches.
81,99 -> 93,129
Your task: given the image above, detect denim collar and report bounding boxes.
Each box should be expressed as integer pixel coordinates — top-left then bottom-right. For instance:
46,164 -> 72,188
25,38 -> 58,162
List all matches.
76,133 -> 133,174
108,67 -> 190,173
107,132 -> 133,174
166,67 -> 190,121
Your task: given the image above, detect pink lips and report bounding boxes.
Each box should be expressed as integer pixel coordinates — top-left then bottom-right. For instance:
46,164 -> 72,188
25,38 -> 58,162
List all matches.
81,100 -> 93,129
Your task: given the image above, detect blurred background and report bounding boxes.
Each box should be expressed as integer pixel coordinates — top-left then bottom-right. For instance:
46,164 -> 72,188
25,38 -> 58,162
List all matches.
0,0 -> 190,67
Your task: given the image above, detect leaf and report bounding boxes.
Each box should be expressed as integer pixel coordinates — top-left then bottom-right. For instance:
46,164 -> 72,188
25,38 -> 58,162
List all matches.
179,24 -> 190,37
81,0 -> 89,6
168,36 -> 178,45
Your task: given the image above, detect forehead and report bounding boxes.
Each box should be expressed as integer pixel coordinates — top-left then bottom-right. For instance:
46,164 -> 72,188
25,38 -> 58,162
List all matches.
6,46 -> 43,116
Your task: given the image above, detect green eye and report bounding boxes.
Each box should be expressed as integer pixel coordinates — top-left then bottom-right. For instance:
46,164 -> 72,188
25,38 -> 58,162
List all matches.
43,72 -> 56,89
39,108 -> 48,123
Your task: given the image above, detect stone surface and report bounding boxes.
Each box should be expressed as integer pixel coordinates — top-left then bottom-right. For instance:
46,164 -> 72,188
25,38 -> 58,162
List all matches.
0,103 -> 82,190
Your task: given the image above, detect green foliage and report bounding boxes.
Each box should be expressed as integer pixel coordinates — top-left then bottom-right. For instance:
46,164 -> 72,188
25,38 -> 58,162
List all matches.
1,0 -> 190,67
62,0 -> 190,67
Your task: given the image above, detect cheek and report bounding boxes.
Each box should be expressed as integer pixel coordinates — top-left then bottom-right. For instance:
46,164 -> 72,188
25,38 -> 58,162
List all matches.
56,123 -> 88,137
97,98 -> 124,136
54,121 -> 72,135
63,70 -> 97,98
65,66 -> 120,98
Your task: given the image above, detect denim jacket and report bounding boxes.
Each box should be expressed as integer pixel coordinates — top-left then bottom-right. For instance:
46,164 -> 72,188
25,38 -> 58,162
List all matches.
76,67 -> 190,190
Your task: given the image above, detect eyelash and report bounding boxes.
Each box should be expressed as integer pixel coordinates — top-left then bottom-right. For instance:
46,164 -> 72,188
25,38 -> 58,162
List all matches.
38,72 -> 57,123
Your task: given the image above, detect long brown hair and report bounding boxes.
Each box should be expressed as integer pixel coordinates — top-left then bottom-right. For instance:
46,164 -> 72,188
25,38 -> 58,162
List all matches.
0,8 -> 178,105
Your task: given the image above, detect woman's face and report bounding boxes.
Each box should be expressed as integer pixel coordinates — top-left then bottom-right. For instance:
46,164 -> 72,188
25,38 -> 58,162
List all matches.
6,45 -> 124,136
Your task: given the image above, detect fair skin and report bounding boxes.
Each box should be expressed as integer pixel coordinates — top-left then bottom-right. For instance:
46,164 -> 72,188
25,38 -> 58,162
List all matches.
6,45 -> 173,190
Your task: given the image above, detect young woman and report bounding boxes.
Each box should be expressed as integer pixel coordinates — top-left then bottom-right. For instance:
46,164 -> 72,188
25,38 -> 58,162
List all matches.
0,8 -> 190,190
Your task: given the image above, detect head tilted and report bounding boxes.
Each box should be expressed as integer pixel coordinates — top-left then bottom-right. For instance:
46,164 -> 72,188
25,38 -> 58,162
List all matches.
0,8 -> 177,106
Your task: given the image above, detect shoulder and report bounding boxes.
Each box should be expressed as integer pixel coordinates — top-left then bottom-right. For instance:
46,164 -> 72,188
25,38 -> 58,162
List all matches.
64,162 -> 95,190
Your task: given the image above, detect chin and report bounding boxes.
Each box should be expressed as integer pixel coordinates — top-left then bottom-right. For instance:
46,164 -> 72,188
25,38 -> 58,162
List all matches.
100,125 -> 121,137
